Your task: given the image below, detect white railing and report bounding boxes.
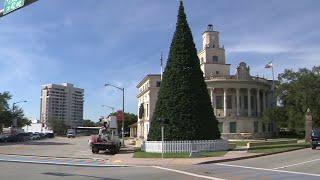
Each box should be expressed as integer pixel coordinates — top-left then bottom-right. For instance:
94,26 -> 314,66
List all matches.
141,140 -> 228,153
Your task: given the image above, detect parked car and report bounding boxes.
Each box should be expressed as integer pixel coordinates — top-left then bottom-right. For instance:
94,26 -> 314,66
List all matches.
6,135 -> 23,142
311,129 -> 320,149
16,133 -> 31,141
0,134 -> 9,143
39,133 -> 46,139
45,133 -> 55,138
31,133 -> 41,140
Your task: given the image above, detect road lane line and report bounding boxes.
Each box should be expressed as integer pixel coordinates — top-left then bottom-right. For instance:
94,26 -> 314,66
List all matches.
273,158 -> 320,170
153,166 -> 225,180
215,163 -> 320,177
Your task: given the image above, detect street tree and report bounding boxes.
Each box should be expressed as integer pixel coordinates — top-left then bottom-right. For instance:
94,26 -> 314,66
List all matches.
47,118 -> 69,135
11,105 -> 31,128
148,2 -> 220,141
0,92 -> 30,131
0,92 -> 12,132
82,119 -> 98,127
276,66 -> 320,131
262,106 -> 288,129
109,112 -> 137,133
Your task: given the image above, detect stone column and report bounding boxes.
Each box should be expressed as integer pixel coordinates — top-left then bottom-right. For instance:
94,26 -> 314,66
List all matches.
263,90 -> 267,113
248,88 -> 251,117
257,88 -> 261,117
236,88 -> 240,116
210,88 -> 215,109
224,88 -> 227,117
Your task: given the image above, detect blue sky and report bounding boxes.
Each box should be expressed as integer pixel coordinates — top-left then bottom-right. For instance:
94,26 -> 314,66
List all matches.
0,0 -> 319,121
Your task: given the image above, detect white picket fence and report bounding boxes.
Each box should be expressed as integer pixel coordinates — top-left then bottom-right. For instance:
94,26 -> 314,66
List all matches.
141,140 -> 228,153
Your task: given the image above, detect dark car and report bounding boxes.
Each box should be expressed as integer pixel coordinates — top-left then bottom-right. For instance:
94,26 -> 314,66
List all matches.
17,133 -> 31,141
45,133 -> 54,138
311,129 -> 320,149
39,133 -> 47,139
0,134 -> 9,143
6,135 -> 22,142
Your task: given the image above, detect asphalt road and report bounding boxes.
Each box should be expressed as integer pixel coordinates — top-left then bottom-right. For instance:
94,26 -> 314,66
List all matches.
1,148 -> 319,180
0,161 -> 203,180
170,148 -> 320,180
1,137 -> 319,179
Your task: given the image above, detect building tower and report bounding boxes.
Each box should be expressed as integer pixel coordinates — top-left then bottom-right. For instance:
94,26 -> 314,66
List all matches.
40,83 -> 84,128
198,24 -> 230,77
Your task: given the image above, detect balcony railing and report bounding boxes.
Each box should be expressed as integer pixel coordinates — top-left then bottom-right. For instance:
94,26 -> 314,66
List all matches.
205,75 -> 270,84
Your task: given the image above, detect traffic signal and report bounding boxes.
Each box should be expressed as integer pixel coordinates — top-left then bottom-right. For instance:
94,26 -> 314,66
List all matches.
0,0 -> 38,18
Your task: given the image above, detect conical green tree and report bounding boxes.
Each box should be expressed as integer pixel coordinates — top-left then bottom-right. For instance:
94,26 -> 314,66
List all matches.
148,1 -> 220,141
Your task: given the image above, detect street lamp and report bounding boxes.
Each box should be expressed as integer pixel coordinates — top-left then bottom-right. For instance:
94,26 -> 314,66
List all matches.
12,100 -> 27,128
104,83 -> 125,147
102,105 -> 115,114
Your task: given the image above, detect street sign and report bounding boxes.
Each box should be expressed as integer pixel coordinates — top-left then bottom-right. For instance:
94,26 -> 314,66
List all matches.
3,0 -> 25,15
116,110 -> 124,121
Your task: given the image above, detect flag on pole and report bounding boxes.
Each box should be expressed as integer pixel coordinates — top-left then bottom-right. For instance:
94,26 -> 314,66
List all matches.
160,52 -> 163,67
265,61 -> 273,68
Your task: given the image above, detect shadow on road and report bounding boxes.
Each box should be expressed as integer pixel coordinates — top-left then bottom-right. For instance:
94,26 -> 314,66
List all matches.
23,141 -> 71,146
0,141 -> 71,146
117,148 -> 134,154
42,172 -> 121,180
93,147 -> 134,156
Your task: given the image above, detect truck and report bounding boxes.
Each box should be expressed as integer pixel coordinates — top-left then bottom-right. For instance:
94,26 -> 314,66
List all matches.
67,129 -> 76,138
88,116 -> 121,154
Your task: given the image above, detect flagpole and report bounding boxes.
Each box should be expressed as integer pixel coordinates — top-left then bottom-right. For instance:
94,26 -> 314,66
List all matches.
271,61 -> 275,106
265,60 -> 275,106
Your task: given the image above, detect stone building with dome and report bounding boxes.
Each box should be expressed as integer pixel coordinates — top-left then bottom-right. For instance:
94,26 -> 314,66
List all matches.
136,25 -> 276,140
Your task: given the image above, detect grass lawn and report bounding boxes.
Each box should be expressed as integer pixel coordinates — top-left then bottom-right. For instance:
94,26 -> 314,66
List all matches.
133,149 -> 228,158
229,138 -> 302,148
248,142 -> 310,154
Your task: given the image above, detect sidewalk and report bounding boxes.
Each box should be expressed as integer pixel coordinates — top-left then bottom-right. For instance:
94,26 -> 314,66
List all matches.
109,148 -> 260,166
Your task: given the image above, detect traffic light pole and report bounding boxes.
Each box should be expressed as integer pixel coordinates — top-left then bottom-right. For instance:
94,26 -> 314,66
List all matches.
0,0 -> 38,18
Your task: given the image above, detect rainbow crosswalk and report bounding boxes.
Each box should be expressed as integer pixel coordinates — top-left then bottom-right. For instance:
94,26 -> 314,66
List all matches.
0,154 -> 127,167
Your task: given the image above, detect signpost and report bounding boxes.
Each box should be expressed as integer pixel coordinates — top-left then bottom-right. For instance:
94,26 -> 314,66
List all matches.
3,0 -> 25,15
158,118 -> 169,159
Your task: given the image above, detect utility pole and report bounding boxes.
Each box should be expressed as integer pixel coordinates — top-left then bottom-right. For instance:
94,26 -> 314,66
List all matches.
105,83 -> 125,147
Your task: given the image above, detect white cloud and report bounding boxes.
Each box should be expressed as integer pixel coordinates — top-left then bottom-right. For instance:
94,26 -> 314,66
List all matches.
229,44 -> 291,54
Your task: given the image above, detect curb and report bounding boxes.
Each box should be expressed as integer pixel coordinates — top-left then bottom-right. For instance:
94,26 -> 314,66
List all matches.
197,147 -> 308,165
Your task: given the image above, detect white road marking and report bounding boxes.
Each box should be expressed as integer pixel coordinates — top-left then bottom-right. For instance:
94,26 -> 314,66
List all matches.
273,158 -> 320,170
215,163 -> 320,177
153,166 -> 225,180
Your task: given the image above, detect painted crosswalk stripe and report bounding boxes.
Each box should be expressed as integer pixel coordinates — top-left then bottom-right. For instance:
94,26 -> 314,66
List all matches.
153,166 -> 225,180
273,158 -> 320,170
215,163 -> 320,177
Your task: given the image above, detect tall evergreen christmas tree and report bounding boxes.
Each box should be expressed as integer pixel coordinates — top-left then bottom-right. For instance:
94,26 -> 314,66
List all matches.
148,1 -> 220,141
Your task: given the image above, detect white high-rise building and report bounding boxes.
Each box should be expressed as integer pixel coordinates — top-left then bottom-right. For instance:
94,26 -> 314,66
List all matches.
40,83 -> 84,128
